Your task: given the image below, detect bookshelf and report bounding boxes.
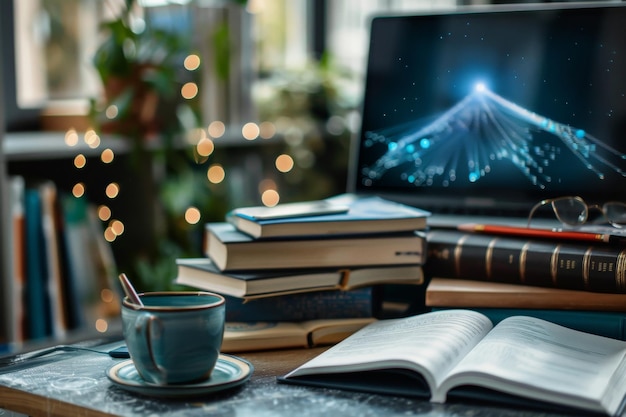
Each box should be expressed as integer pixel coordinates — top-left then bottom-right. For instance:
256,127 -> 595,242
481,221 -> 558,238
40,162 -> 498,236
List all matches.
0,129 -> 343,348
0,38 -> 10,347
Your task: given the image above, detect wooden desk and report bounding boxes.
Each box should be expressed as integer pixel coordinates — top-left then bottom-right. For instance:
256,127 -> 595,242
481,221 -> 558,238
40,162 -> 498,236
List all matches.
0,342 -> 588,417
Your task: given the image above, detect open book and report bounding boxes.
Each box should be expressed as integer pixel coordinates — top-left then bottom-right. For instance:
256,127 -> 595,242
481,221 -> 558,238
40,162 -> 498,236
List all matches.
280,310 -> 626,416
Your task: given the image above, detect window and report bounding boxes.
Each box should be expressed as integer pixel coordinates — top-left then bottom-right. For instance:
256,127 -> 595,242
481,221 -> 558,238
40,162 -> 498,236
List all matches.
14,0 -> 101,106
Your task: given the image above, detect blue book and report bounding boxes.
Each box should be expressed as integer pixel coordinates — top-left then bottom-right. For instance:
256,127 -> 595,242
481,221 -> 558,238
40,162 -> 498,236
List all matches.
227,194 -> 430,239
224,287 -> 376,322
23,188 -> 51,340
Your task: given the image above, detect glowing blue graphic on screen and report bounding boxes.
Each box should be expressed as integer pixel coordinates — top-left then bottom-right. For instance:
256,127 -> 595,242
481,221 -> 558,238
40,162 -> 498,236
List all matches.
362,85 -> 626,189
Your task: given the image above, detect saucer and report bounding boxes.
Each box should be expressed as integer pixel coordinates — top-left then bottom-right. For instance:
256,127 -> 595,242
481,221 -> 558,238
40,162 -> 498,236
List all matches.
106,354 -> 253,398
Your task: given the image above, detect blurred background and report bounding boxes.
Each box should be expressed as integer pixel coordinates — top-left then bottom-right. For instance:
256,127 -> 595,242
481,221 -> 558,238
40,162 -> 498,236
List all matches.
1,0 -> 605,291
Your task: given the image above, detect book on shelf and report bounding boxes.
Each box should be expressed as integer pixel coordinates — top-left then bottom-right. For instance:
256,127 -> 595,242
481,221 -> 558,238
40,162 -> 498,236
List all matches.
175,257 -> 424,299
222,287 -> 376,322
205,222 -> 427,271
60,195 -> 120,331
425,277 -> 626,311
23,186 -> 52,340
227,194 -> 430,239
221,318 -> 376,353
60,195 -> 100,330
279,309 -> 626,416
8,176 -> 26,344
39,181 -> 69,339
425,229 -> 626,293
430,307 -> 626,341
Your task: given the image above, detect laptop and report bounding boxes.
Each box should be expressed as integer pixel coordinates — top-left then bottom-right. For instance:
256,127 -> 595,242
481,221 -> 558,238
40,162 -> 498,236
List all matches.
347,1 -> 626,228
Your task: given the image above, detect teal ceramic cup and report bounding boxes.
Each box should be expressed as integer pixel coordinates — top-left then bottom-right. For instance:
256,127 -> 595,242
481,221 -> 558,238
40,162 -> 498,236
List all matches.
121,291 -> 225,385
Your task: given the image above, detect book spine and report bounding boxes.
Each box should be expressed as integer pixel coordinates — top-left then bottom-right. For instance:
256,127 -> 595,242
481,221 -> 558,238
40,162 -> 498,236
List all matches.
425,230 -> 626,293
224,287 -> 375,322
431,307 -> 626,341
9,176 -> 26,344
24,188 -> 52,340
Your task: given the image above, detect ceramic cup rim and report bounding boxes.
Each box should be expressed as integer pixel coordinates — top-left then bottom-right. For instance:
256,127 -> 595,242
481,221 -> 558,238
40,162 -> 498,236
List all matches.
122,291 -> 225,311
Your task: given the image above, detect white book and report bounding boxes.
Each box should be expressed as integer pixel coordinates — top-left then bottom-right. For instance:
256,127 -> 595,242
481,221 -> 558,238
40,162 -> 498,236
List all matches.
282,309 -> 626,416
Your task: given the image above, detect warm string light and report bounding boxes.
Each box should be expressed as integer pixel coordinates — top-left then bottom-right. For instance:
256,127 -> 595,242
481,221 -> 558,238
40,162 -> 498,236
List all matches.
66,113 -> 293,243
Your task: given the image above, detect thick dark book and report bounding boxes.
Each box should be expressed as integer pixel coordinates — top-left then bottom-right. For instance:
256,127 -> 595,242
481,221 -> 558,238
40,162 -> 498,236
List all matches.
223,287 -> 376,322
425,229 -> 626,293
425,277 -> 626,311
280,310 -> 626,416
227,194 -> 430,239
204,223 -> 427,271
175,257 -> 424,298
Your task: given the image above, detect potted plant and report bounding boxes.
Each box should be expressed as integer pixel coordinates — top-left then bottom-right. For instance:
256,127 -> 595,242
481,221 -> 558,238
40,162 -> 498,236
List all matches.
91,0 -> 199,144
89,0 -> 204,291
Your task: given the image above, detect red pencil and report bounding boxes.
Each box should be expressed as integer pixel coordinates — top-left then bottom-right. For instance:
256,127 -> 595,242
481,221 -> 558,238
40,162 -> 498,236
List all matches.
457,223 -> 625,244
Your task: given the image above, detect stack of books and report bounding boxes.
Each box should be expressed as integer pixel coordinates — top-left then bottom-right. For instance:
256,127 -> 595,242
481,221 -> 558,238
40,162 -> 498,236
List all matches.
175,193 -> 431,351
423,226 -> 626,340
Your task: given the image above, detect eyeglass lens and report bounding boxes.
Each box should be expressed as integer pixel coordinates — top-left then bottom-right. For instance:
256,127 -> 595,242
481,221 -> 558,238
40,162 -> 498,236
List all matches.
603,202 -> 626,227
551,198 -> 587,225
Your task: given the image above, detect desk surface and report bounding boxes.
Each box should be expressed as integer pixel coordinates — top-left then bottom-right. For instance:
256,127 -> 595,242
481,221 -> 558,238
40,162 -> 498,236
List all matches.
0,342 -> 596,417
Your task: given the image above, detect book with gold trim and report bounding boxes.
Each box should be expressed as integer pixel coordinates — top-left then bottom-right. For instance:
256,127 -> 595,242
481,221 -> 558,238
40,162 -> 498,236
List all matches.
425,229 -> 626,293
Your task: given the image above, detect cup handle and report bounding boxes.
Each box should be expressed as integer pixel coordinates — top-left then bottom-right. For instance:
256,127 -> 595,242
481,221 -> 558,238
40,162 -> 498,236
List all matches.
134,313 -> 166,382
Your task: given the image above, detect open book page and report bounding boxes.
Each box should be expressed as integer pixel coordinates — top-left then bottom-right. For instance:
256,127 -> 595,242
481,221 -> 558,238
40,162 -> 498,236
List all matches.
284,310 -> 493,392
436,316 -> 626,415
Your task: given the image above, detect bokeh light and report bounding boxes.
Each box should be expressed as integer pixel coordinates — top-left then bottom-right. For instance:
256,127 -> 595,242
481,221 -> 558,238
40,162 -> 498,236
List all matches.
65,129 -> 79,146
184,54 -> 201,71
242,122 -> 260,140
98,205 -> 112,221
207,164 -> 225,183
259,121 -> 276,139
197,138 -> 215,157
110,219 -> 124,236
208,121 -> 226,138
185,207 -> 201,224
181,82 -> 199,100
275,154 -> 294,172
72,183 -> 85,197
95,319 -> 108,333
105,105 -> 119,120
101,148 -> 114,163
261,189 -> 280,206
74,154 -> 87,169
85,130 -> 100,148
105,183 -> 120,198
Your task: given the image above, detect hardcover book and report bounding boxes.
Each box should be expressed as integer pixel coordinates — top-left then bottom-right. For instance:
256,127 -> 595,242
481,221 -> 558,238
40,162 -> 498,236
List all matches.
175,257 -> 424,298
221,318 -> 376,353
222,288 -> 376,322
425,229 -> 626,293
280,309 -> 626,416
227,194 -> 430,239
425,277 -> 626,311
204,223 -> 427,271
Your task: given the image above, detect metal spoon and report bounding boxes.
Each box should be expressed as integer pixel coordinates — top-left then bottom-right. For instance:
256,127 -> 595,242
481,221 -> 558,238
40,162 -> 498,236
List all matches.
118,273 -> 144,308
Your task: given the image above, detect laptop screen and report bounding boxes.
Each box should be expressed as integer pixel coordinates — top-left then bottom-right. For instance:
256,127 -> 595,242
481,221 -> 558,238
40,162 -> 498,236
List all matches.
349,2 -> 626,216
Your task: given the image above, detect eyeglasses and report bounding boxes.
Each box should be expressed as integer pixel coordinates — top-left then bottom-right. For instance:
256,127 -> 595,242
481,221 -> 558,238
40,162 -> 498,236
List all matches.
527,196 -> 626,228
